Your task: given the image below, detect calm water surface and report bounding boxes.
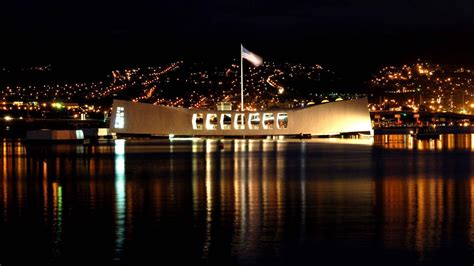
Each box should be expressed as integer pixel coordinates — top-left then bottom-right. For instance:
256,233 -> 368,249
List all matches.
1,135 -> 474,265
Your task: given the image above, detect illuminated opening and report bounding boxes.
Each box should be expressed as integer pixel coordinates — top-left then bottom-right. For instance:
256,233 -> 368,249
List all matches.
192,113 -> 204,130
220,114 -> 232,130
248,113 -> 260,130
277,113 -> 288,129
114,107 -> 125,129
262,113 -> 275,129
234,114 -> 246,130
206,114 -> 218,130
75,130 -> 84,139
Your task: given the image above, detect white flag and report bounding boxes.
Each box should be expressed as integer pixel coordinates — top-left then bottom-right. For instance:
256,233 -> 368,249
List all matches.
241,45 -> 263,66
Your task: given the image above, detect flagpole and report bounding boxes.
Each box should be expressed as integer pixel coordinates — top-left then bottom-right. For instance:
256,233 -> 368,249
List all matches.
240,45 -> 244,111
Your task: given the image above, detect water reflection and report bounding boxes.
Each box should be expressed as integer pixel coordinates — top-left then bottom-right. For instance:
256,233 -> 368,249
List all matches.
0,137 -> 473,265
114,139 -> 126,261
202,139 -> 213,260
375,133 -> 474,151
52,181 -> 63,257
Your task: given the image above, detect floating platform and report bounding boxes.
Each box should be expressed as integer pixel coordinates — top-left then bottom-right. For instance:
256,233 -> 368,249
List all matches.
83,128 -> 116,141
25,129 -> 85,143
110,98 -> 373,137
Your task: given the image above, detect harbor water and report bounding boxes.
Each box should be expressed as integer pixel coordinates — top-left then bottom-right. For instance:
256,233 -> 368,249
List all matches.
0,135 -> 474,265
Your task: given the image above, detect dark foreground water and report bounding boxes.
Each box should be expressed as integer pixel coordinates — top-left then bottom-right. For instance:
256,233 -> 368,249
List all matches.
1,135 -> 474,266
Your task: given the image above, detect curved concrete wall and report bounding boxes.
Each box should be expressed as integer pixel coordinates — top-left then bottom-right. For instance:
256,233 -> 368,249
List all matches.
110,98 -> 372,136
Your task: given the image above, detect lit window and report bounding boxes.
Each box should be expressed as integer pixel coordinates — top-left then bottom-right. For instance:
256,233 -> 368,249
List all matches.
220,114 -> 232,130
114,107 -> 125,129
205,114 -> 218,130
248,113 -> 260,130
192,113 -> 204,130
262,113 -> 275,129
234,114 -> 245,130
277,113 -> 288,129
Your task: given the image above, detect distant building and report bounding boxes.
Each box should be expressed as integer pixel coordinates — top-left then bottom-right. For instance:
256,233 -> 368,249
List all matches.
216,102 -> 232,111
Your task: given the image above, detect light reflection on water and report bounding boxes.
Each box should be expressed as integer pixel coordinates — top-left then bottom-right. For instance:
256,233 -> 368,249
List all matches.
0,136 -> 473,265
114,139 -> 126,261
375,133 -> 474,151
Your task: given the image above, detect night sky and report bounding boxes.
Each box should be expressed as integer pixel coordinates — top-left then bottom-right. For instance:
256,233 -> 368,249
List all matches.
1,0 -> 474,86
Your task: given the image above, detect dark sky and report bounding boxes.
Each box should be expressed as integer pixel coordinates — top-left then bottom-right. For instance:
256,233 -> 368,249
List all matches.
1,0 -> 474,86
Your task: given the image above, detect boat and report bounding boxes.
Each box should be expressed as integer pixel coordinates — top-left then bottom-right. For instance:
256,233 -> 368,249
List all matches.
410,126 -> 440,140
109,97 -> 373,138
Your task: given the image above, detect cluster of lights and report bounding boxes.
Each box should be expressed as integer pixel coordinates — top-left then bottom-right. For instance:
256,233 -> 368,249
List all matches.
2,60 -> 358,114
151,60 -> 346,110
0,101 -> 108,120
370,61 -> 474,114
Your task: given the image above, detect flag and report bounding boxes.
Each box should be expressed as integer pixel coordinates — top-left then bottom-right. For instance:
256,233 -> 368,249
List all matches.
241,45 -> 263,66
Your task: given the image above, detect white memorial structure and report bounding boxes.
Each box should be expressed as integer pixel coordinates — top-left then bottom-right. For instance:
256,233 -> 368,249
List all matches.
110,98 -> 372,137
